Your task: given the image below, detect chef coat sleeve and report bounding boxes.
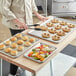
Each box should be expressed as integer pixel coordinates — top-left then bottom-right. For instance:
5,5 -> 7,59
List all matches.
32,0 -> 38,12
2,0 -> 17,20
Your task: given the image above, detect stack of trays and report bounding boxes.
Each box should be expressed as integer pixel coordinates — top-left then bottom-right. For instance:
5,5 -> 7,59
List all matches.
28,16 -> 76,43
0,33 -> 39,58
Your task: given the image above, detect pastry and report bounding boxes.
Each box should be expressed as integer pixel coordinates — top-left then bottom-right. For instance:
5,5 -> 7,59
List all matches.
62,27 -> 71,32
0,44 -> 5,50
52,35 -> 60,41
60,21 -> 67,25
42,33 -> 50,38
10,50 -> 18,56
29,38 -> 36,43
40,26 -> 48,31
5,48 -> 12,53
68,24 -> 75,28
16,33 -> 22,39
10,37 -> 17,42
22,36 -> 29,41
48,28 -> 56,34
57,30 -> 65,36
24,42 -> 31,47
35,26 -> 41,29
5,40 -> 11,46
17,40 -> 24,45
55,25 -> 61,30
46,23 -> 54,27
17,46 -> 24,51
51,19 -> 59,23
11,43 -> 18,49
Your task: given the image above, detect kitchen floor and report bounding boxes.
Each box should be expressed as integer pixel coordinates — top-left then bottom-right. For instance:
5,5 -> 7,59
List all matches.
0,14 -> 76,76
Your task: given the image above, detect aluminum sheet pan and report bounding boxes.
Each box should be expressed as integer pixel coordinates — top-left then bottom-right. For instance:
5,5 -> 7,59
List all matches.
24,42 -> 57,63
28,16 -> 76,43
0,33 -> 39,58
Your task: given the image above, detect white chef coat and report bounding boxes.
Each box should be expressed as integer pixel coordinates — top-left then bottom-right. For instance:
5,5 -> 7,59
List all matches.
1,0 -> 38,29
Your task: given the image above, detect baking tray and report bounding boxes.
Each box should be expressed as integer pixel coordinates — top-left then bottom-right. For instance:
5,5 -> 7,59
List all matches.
24,42 -> 57,63
28,16 -> 76,43
0,33 -> 39,58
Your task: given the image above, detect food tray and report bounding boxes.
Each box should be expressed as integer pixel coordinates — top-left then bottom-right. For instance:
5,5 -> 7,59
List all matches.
24,42 -> 57,63
0,33 -> 39,58
28,16 -> 76,43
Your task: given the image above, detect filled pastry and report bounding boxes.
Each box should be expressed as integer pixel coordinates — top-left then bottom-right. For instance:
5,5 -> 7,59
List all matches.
17,46 -> 24,51
10,50 -> 18,56
48,28 -> 56,34
68,24 -> 75,28
55,25 -> 61,30
11,43 -> 18,49
24,42 -> 31,47
22,36 -> 29,41
57,30 -> 65,36
52,35 -> 60,41
42,33 -> 50,38
16,33 -> 22,39
5,40 -> 11,46
10,37 -> 17,42
5,48 -> 12,53
60,21 -> 67,25
40,26 -> 48,31
0,44 -> 5,50
51,19 -> 59,23
46,23 -> 54,27
62,27 -> 71,32
29,38 -> 36,43
17,40 -> 24,45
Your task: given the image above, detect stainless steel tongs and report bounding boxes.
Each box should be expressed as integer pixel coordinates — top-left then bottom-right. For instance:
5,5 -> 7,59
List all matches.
15,24 -> 42,31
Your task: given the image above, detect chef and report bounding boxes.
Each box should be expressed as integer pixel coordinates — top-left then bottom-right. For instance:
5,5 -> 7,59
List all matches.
1,0 -> 48,76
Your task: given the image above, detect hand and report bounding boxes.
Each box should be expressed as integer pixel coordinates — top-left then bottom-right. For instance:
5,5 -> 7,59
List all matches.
13,19 -> 28,30
33,11 -> 49,22
18,23 -> 28,30
38,15 -> 48,22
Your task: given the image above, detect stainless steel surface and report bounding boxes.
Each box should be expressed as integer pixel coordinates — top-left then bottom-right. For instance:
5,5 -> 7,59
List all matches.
28,16 -> 76,43
53,0 -> 75,2
52,0 -> 76,17
50,60 -> 53,76
0,59 -> 2,76
0,34 -> 39,58
28,28 -> 42,31
53,2 -> 69,13
52,1 -> 76,13
24,42 -> 57,63
52,53 -> 76,76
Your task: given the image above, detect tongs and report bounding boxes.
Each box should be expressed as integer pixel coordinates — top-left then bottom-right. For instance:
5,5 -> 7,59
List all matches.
15,24 -> 42,31
29,27 -> 41,30
29,24 -> 39,26
28,24 -> 41,30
